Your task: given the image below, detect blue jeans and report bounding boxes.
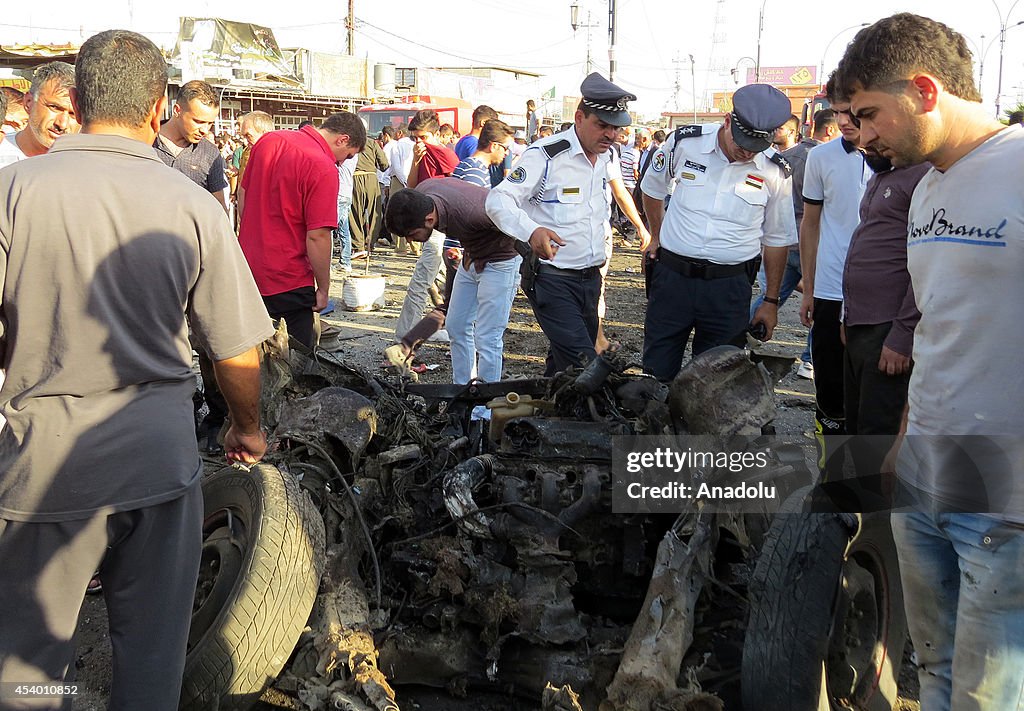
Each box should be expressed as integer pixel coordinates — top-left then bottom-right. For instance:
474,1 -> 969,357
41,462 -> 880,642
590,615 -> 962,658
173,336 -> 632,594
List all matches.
446,256 -> 521,383
337,197 -> 352,270
395,230 -> 445,339
750,249 -> 811,362
891,505 -> 1024,711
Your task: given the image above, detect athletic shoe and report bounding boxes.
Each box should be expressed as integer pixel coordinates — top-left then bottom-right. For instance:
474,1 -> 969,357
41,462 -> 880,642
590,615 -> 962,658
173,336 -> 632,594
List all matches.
428,329 -> 450,343
796,361 -> 814,379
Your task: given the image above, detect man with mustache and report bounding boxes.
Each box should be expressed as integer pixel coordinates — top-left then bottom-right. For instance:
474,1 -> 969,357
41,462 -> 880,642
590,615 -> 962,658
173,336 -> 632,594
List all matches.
639,83 -> 797,381
487,73 -> 646,375
1,62 -> 78,166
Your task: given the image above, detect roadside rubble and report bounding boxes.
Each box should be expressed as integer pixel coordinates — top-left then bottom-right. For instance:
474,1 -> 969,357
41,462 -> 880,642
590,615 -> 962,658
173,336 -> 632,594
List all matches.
192,323 -> 812,711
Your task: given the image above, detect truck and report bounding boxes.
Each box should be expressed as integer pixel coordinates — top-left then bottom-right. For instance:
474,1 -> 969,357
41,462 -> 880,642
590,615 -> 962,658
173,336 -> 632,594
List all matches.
357,95 -> 474,137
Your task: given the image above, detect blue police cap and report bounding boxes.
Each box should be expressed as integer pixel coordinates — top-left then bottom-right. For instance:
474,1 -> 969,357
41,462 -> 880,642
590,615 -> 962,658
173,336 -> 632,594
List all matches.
579,72 -> 637,127
730,83 -> 792,152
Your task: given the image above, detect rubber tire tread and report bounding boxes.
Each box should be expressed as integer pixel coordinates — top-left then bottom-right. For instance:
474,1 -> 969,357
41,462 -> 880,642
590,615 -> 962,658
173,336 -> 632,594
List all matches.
742,508 -> 848,710
179,464 -> 326,711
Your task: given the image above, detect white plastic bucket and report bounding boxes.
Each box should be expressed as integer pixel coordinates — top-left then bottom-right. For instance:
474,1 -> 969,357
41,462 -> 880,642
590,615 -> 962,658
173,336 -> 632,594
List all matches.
342,274 -> 386,311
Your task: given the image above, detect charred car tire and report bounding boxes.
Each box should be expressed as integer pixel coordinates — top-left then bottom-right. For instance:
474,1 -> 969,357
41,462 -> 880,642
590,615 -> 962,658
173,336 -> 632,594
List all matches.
180,464 -> 326,711
742,489 -> 906,710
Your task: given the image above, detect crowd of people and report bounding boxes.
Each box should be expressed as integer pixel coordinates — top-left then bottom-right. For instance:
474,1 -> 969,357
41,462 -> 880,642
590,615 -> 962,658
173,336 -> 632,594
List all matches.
0,11 -> 1021,710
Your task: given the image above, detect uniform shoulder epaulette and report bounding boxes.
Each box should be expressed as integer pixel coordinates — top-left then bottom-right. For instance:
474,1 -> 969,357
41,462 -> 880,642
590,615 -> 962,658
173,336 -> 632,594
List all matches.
542,139 -> 571,158
768,151 -> 792,178
673,124 -> 704,140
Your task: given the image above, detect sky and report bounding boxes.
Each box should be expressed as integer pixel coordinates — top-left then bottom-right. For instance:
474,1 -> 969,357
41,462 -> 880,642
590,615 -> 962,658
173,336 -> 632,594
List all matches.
2,0 -> 1024,120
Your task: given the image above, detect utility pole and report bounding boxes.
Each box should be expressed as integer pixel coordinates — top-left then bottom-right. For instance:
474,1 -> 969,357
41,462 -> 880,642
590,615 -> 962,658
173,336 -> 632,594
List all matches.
607,0 -> 618,81
690,54 -> 697,122
347,0 -> 355,56
672,52 -> 683,112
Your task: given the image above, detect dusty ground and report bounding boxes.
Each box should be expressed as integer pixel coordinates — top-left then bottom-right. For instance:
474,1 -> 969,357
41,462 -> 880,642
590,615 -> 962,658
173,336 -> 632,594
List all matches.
69,238 -> 918,710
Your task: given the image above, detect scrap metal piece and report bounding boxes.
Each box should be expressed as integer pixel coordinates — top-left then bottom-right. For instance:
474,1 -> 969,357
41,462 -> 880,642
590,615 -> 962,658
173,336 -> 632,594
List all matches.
669,346 -> 776,436
500,419 -> 624,460
442,454 -> 495,539
274,387 -> 377,458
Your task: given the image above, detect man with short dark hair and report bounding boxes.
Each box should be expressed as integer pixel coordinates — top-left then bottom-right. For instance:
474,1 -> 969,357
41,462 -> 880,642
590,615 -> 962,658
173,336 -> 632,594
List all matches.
453,119 -> 514,187
772,114 -> 800,151
836,14 -> 1024,709
394,109 -> 460,341
2,62 -> 78,165
750,108 -> 840,378
799,78 -> 872,478
155,80 -> 229,212
0,29 -> 273,706
238,112 -> 365,347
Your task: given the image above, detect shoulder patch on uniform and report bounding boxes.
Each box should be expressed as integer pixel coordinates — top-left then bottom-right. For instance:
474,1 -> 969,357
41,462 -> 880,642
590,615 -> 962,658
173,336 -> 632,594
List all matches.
542,139 -> 571,159
652,152 -> 666,173
674,125 -> 703,139
508,165 -> 528,183
769,151 -> 793,178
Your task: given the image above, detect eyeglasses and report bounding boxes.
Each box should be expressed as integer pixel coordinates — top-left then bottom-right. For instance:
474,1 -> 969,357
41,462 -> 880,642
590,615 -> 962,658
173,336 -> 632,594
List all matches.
499,142 -> 513,153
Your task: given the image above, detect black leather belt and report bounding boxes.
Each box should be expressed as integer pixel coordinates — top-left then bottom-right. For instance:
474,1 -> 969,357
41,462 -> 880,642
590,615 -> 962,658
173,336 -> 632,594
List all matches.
657,247 -> 758,280
537,263 -> 605,279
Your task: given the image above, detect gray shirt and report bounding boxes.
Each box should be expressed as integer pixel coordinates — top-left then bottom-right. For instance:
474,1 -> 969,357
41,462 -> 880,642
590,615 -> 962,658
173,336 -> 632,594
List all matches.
897,127 -> 1024,519
0,134 -> 274,521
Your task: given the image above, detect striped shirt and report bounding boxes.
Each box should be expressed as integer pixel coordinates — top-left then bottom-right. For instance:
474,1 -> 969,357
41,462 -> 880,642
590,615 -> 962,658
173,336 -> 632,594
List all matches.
452,156 -> 490,189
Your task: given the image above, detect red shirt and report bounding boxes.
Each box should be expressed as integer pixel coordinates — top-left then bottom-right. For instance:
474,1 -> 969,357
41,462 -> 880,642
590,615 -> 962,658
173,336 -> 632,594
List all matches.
239,125 -> 339,296
416,144 -> 460,183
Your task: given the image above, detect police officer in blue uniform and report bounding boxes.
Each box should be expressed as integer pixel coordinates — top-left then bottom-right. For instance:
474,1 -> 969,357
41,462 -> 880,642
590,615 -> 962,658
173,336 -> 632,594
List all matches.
639,83 -> 798,381
487,73 -> 648,374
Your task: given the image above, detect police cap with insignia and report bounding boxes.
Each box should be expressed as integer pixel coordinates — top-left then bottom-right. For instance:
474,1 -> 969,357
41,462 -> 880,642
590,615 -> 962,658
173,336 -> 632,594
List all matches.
579,72 -> 637,127
729,83 -> 792,153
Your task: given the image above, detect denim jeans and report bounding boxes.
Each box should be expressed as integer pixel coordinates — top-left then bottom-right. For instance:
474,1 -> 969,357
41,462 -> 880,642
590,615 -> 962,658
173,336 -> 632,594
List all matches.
750,249 -> 811,362
446,256 -> 521,383
395,230 -> 445,339
336,197 -> 352,270
891,505 -> 1024,711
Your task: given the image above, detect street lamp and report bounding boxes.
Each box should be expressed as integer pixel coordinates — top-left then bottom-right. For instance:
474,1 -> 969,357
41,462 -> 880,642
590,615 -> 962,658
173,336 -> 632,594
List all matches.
731,56 -> 757,85
819,23 -> 869,83
569,1 -> 599,76
993,0 -> 1024,118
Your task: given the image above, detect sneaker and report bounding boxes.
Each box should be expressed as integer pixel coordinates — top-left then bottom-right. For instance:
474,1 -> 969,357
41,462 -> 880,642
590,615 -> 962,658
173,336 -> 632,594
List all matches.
428,329 -> 450,343
796,361 -> 814,379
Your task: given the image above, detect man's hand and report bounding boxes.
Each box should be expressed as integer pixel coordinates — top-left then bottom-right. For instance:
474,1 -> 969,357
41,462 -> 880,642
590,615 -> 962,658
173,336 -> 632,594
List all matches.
314,286 -> 330,312
412,141 -> 427,163
799,293 -> 814,328
529,227 -> 565,260
224,424 -> 267,464
637,226 -> 653,253
878,345 -> 911,376
642,235 -> 660,262
751,303 -> 779,341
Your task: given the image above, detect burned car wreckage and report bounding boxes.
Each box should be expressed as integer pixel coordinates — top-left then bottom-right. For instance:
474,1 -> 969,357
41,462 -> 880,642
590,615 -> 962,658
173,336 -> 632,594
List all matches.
179,326 -> 906,711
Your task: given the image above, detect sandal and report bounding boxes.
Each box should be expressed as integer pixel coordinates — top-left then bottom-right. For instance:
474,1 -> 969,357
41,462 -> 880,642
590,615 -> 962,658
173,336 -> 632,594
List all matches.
86,574 -> 102,595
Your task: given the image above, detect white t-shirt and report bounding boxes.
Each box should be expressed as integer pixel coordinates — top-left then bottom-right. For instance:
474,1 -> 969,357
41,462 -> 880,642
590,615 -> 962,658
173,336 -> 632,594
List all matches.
802,137 -> 871,301
0,133 -> 26,169
898,126 -> 1024,519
